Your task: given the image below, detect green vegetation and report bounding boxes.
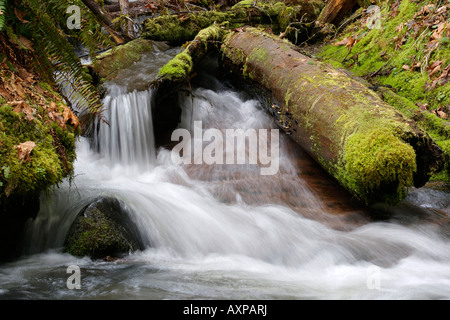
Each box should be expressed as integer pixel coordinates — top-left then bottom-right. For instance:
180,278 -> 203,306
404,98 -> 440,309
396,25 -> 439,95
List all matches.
0,0 -> 111,203
316,0 -> 450,182
157,25 -> 225,82
142,0 -> 324,45
158,51 -> 194,81
0,98 -> 77,199
63,207 -> 136,259
92,38 -> 156,81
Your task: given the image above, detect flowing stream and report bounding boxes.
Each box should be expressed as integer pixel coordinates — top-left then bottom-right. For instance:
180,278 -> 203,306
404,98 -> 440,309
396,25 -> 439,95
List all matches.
0,46 -> 449,300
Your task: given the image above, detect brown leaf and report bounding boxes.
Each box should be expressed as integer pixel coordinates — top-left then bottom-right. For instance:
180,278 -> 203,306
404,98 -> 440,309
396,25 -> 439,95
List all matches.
145,3 -> 158,10
439,64 -> 450,80
429,65 -> 441,77
15,35 -> 34,51
428,60 -> 443,77
333,37 -> 351,46
428,60 -> 443,70
437,110 -> 448,119
345,36 -> 356,49
402,65 -> 411,71
436,5 -> 448,15
14,141 -> 36,163
431,22 -> 446,41
417,103 -> 428,110
14,8 -> 29,24
47,101 -> 59,113
11,100 -> 35,121
62,105 -> 80,130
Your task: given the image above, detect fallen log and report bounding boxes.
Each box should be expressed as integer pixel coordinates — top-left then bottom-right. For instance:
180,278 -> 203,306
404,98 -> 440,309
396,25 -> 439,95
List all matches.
141,0 -> 324,45
152,25 -> 226,146
218,27 -> 443,205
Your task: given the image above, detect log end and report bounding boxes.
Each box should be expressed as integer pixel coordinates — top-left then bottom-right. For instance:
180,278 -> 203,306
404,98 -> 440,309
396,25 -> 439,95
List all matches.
340,127 -> 418,205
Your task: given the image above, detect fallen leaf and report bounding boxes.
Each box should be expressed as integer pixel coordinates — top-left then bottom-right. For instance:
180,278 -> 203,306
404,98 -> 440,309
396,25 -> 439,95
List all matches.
439,64 -> 450,80
14,35 -> 34,51
14,141 -> 36,163
333,37 -> 351,46
402,64 -> 411,71
62,105 -> 80,130
14,8 -> 29,24
428,60 -> 443,77
437,110 -> 448,119
145,3 -> 158,10
11,100 -> 35,121
417,103 -> 428,110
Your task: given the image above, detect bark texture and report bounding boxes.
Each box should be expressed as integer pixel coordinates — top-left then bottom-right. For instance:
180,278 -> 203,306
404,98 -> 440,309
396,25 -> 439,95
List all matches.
317,0 -> 358,25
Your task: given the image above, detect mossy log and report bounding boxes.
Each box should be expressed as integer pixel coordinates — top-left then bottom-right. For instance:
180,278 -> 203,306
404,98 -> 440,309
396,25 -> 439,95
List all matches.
141,0 -> 324,45
151,25 -> 227,146
219,27 -> 443,204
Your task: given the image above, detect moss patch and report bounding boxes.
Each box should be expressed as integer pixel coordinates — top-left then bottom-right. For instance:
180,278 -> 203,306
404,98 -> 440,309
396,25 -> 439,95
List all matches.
315,0 -> 450,183
92,38 -> 156,81
63,197 -> 144,259
157,51 -> 194,81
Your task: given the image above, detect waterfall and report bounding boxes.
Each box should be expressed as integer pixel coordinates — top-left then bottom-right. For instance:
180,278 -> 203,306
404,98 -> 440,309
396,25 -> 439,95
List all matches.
3,53 -> 449,300
93,84 -> 156,171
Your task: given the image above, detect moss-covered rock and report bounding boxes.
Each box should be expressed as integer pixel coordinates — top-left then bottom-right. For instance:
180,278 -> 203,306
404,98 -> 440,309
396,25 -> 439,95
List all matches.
91,38 -> 157,82
63,197 -> 145,259
0,40 -> 80,261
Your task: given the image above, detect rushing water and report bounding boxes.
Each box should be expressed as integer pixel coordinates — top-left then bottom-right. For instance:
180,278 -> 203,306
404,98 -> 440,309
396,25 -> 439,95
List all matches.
0,47 -> 449,300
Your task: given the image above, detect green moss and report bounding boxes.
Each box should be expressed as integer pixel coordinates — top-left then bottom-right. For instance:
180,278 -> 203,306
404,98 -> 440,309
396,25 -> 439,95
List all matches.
315,0 -> 450,185
142,11 -> 230,45
63,208 -> 134,258
0,95 -> 77,200
157,25 -> 225,82
143,0 -> 324,44
157,51 -> 193,81
342,128 -> 416,204
92,38 -> 156,81
316,0 -> 450,111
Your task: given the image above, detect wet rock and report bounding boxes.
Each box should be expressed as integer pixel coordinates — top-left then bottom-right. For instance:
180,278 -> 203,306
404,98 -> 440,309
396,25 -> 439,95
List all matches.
90,38 -> 156,82
63,197 -> 145,260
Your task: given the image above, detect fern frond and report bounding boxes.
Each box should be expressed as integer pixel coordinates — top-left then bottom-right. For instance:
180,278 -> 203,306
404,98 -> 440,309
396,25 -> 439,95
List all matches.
0,0 -> 7,31
17,0 -> 112,116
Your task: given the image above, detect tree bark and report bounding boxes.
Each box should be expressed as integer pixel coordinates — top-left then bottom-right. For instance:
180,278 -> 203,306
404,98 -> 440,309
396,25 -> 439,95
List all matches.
218,27 -> 443,204
80,0 -> 130,44
119,0 -> 135,39
317,0 -> 359,26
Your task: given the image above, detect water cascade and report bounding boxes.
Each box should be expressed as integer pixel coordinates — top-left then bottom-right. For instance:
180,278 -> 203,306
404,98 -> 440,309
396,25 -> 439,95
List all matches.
0,50 -> 449,300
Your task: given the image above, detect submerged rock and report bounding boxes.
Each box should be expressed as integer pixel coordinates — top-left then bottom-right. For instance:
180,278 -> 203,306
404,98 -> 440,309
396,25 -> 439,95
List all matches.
63,197 -> 145,259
